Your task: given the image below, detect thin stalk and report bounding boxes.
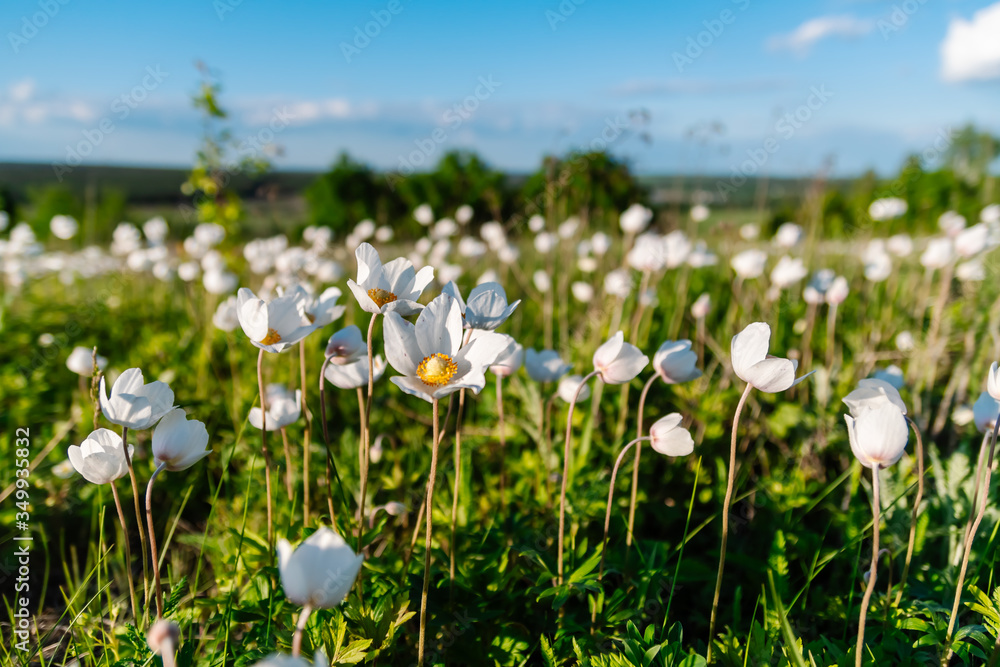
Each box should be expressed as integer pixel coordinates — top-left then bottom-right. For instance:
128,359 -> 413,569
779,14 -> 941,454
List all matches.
145,461 -> 168,619
497,374 -> 508,511
418,398 -> 441,666
121,426 -> 150,622
826,303 -> 838,369
280,428 -> 294,501
359,315 -> 379,553
626,374 -> 658,550
895,417 -> 925,606
450,381 -> 469,582
598,436 -> 650,582
707,381 -> 754,664
160,636 -> 177,667
944,412 -> 1000,663
299,341 -> 312,525
318,355 -> 339,526
257,349 -> 275,548
856,467 -> 881,667
356,386 -> 367,552
291,604 -> 313,657
557,369 -> 600,585
110,482 -> 139,624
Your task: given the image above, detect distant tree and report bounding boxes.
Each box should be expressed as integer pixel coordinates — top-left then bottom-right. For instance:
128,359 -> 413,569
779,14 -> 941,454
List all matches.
305,153 -> 395,236
943,124 -> 1000,186
392,151 -> 508,224
520,150 -> 644,228
26,185 -> 82,237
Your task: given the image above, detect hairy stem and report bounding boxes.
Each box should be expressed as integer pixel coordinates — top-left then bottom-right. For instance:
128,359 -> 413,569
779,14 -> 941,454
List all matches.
110,481 -> 139,625
145,462 -> 168,619
626,374 -> 658,550
418,398 -> 441,666
558,369 -> 600,585
895,418 -> 925,606
856,467 -> 881,667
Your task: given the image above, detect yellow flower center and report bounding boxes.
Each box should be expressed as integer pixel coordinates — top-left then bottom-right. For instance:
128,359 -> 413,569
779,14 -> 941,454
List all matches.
416,353 -> 457,387
260,328 -> 282,345
367,288 -> 397,308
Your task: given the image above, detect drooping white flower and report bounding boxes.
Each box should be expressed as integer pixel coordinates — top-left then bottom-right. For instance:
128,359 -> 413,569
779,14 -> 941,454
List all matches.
988,361 -> 1000,401
973,391 -> 1000,433
593,331 -> 648,385
844,378 -> 907,417
450,282 -> 520,331
773,222 -> 802,248
525,349 -> 571,383
558,374 -> 591,403
249,385 -> 302,431
652,340 -> 702,384
100,368 -> 176,430
825,276 -> 849,305
770,256 -> 808,289
489,335 -> 523,378
649,414 -> 694,457
67,429 -> 133,485
213,295 -> 240,332
845,403 -> 908,469
731,322 -> 813,393
325,325 -> 366,364
66,346 -> 107,377
152,408 -> 211,471
346,243 -> 434,317
277,527 -> 363,609
50,215 -> 79,240
324,354 -> 386,390
382,294 -> 508,402
691,293 -> 711,319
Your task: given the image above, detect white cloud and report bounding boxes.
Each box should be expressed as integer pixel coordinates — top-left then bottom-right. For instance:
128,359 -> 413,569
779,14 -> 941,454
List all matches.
768,15 -> 873,55
0,79 -> 98,127
941,1 -> 1000,82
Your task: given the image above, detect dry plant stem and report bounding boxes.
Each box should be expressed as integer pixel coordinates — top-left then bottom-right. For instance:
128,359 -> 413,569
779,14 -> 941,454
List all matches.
359,314 -> 378,554
145,461 -> 168,619
280,428 -> 294,501
497,375 -> 508,511
626,374 -> 658,550
110,482 -> 139,624
801,302 -> 817,373
121,426 -> 150,619
291,604 -> 313,657
257,349 -> 275,548
356,386 -> 367,551
557,369 -> 600,585
895,418 -> 925,606
826,303 -> 838,369
599,436 -> 650,582
856,467 -> 881,667
944,412 -> 1000,662
407,417 -> 454,559
318,355 -> 337,524
707,381 -> 753,664
417,398 -> 441,666
450,385 -> 468,582
299,341 -> 311,525
964,431 -> 991,543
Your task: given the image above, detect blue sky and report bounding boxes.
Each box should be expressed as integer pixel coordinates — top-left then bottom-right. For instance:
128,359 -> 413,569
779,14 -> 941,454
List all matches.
1,0 -> 998,176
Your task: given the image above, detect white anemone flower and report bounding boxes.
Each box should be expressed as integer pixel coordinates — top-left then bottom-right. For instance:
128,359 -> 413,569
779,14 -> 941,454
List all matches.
731,322 -> 813,393
845,403 -> 908,469
620,203 -> 653,234
593,331 -> 648,385
382,294 -> 508,402
989,361 -> 1000,401
213,295 -> 240,332
442,281 -> 520,331
558,374 -> 591,403
277,527 -> 363,609
100,368 -> 176,430
324,354 -> 386,390
325,325 -> 366,364
51,215 -> 79,240
731,249 -> 767,279
843,379 -> 907,417
249,385 -> 302,431
652,340 -> 702,384
346,243 -> 434,316
151,408 -> 211,471
288,285 -> 346,329
66,346 -> 107,376
649,414 -> 695,457
525,349 -> 571,383
237,287 -> 317,354
973,391 -> 1000,433
67,429 -> 133,485
489,335 -> 523,377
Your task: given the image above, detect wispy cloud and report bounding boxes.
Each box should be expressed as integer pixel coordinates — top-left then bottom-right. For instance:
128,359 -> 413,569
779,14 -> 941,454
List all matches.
613,77 -> 792,96
0,78 -> 98,128
767,15 -> 873,55
941,1 -> 1000,83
